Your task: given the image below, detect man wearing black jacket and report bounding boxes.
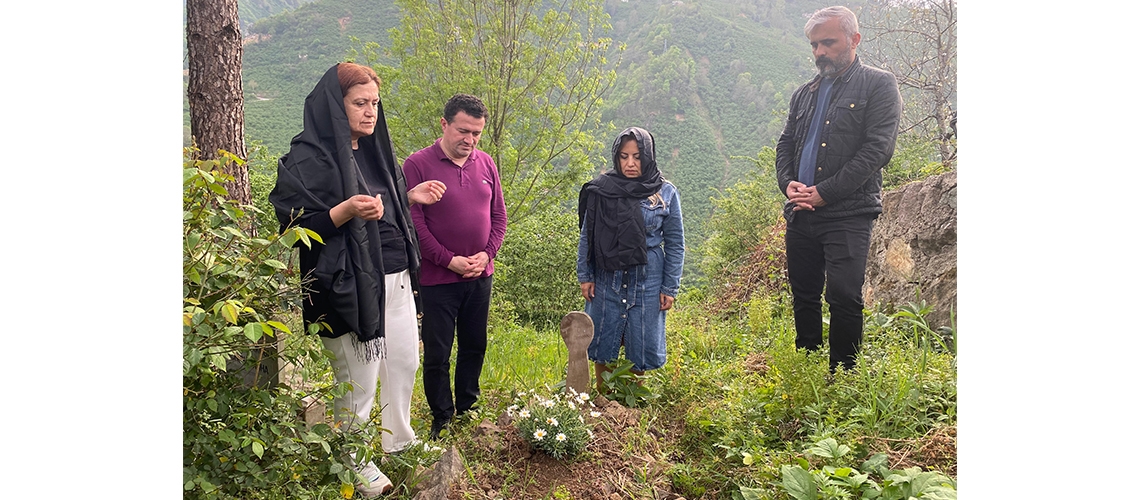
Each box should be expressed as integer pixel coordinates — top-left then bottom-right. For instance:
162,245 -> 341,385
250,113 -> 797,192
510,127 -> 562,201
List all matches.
776,6 -> 902,372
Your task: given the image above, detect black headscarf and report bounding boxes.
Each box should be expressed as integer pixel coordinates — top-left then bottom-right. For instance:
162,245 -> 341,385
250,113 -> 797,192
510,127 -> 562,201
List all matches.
269,64 -> 419,358
578,127 -> 663,272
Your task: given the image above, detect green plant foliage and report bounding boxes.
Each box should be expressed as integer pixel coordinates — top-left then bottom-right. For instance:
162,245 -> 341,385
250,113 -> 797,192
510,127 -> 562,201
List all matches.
246,141 -> 283,236
701,146 -> 786,291
368,0 -> 617,225
601,358 -> 659,408
881,133 -> 952,191
510,389 -> 597,459
183,150 -> 380,498
778,437 -> 957,500
493,207 -> 581,328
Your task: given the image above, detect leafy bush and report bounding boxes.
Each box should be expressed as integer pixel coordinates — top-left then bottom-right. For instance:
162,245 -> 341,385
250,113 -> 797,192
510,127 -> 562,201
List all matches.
701,147 -> 786,302
882,133 -> 953,191
493,207 -> 582,328
774,437 -> 957,500
246,141 -> 283,237
510,389 -> 596,459
183,150 -> 378,498
600,358 -> 660,408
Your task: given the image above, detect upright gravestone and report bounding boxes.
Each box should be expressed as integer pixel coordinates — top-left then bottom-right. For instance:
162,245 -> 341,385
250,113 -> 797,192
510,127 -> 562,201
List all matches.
559,311 -> 594,396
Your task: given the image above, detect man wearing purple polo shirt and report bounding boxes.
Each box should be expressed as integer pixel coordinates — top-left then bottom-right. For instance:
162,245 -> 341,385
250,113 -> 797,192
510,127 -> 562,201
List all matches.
403,94 -> 508,439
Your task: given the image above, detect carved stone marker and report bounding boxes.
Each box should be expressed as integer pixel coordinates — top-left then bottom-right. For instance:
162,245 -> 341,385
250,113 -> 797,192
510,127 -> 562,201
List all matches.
560,311 -> 595,396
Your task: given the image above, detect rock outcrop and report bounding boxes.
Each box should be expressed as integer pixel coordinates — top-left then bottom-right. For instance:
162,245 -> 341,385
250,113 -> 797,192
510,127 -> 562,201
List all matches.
864,171 -> 957,329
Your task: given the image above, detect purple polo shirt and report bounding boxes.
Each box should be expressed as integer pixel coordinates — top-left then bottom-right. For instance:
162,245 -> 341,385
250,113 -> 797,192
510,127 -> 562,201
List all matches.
403,139 -> 508,286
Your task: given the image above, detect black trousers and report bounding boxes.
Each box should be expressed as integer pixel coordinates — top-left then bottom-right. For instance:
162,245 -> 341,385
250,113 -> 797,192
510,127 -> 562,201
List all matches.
785,212 -> 875,371
420,276 -> 493,422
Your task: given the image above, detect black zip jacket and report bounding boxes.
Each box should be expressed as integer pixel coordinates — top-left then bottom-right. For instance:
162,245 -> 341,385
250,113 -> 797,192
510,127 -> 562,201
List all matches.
776,55 -> 902,219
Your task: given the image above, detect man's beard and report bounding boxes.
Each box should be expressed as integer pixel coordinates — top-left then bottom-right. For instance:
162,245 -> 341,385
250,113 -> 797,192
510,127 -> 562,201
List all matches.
816,53 -> 852,78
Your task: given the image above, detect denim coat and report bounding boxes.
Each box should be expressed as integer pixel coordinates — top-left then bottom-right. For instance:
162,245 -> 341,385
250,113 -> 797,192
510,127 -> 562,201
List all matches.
576,180 -> 684,371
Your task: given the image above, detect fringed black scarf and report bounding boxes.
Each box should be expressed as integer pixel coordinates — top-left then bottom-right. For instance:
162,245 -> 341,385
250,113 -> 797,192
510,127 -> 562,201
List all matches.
269,64 -> 417,362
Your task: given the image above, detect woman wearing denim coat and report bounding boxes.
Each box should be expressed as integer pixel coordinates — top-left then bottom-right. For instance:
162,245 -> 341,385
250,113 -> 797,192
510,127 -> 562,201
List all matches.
576,127 -> 685,393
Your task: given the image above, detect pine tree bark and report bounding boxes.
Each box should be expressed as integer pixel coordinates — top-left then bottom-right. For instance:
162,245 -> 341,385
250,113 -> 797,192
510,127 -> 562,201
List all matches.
187,0 -> 251,205
187,0 -> 275,388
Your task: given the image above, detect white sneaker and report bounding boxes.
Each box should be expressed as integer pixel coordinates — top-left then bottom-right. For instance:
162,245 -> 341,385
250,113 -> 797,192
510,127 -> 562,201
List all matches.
354,460 -> 393,497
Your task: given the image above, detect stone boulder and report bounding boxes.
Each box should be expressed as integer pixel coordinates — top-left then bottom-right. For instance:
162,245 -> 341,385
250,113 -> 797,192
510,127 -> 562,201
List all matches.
864,171 -> 957,329
411,446 -> 464,500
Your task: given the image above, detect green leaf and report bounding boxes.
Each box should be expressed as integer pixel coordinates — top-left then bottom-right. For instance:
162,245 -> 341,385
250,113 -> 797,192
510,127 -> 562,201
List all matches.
206,398 -> 218,412
262,259 -> 287,270
186,267 -> 202,285
187,348 -> 203,368
266,321 -> 291,335
781,465 -> 818,500
222,302 -> 240,324
251,441 -> 264,459
244,322 -> 264,342
860,453 -> 890,476
220,226 -> 245,238
184,480 -> 195,491
742,451 -> 754,465
209,354 -> 228,371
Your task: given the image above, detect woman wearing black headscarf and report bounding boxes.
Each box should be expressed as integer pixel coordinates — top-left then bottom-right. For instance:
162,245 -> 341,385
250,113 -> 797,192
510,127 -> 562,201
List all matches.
576,127 -> 685,394
270,62 -> 446,497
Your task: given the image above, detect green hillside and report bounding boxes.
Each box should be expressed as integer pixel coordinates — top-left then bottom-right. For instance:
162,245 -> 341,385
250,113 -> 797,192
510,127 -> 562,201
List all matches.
241,0 -> 403,154
235,0 -> 845,250
598,0 -> 840,247
237,0 -> 318,29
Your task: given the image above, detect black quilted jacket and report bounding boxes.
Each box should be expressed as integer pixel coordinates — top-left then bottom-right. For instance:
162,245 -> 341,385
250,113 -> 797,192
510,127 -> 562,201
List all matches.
776,55 -> 902,219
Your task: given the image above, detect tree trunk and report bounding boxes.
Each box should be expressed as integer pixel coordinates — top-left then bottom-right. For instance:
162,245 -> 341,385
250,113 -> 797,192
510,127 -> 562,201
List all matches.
187,0 -> 251,206
187,0 -> 275,388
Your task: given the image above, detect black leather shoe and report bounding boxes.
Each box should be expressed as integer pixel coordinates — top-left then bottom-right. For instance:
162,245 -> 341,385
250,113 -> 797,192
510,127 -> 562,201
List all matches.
429,416 -> 452,440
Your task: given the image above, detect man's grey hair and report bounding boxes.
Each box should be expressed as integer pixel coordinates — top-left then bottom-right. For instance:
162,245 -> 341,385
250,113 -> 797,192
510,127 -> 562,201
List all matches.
804,6 -> 859,40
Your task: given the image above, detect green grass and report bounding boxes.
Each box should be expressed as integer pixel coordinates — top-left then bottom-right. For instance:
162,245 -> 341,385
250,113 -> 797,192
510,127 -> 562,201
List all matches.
266,285 -> 955,499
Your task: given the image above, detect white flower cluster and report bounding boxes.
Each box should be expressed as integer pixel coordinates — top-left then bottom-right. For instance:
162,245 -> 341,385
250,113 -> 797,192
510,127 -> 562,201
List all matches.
512,390 -> 599,459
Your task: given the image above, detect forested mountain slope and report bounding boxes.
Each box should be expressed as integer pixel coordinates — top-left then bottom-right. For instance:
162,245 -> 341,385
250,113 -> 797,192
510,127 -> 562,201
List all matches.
598,0 -> 841,242
237,0 -> 318,29
235,0 -> 862,242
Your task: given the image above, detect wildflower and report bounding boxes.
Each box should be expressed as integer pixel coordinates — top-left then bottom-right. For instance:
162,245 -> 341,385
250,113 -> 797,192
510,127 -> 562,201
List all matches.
578,415 -> 584,423
541,399 -> 555,408
507,404 -> 518,416
587,429 -> 594,439
590,411 -> 601,418
556,433 -> 567,442
568,401 -> 577,410
546,417 -> 559,427
534,429 -> 547,440
519,409 -> 531,418
578,392 -> 590,402
518,391 -> 527,398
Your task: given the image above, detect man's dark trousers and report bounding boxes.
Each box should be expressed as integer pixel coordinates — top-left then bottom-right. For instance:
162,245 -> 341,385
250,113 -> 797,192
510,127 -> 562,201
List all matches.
785,211 -> 875,371
421,276 -> 493,423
